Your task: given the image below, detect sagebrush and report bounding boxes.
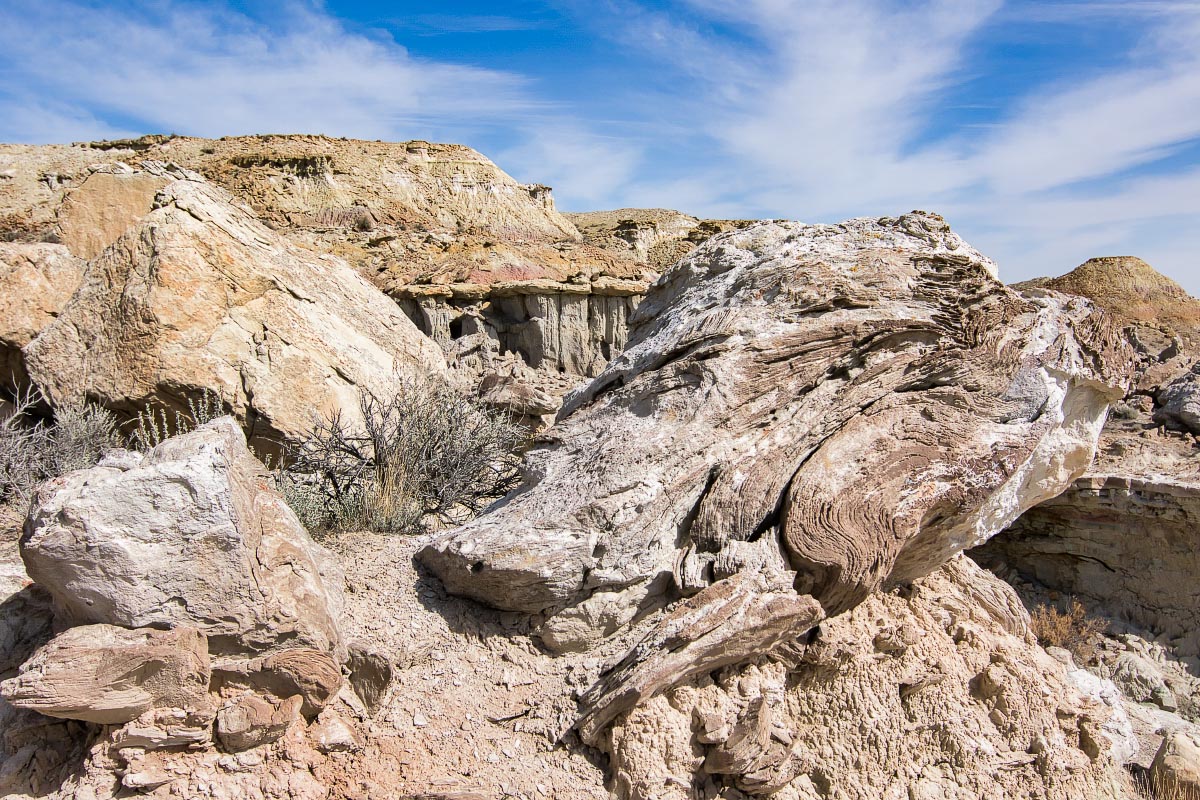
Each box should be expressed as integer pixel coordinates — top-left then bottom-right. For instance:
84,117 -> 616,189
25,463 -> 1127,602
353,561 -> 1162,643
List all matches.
279,379 -> 526,533
0,387 -> 121,507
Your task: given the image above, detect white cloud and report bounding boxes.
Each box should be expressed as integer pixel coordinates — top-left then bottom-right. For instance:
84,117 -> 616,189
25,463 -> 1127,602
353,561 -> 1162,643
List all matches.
499,127 -> 643,210
575,0 -> 1200,291
0,1 -> 541,142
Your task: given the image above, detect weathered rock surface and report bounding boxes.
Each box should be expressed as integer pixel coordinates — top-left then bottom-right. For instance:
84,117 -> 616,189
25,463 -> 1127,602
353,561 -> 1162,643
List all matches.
602,558 -> 1133,799
20,416 -> 344,658
23,176 -> 445,448
977,472 -> 1200,654
0,243 -> 85,390
215,694 -> 302,752
1156,363 -> 1200,434
0,624 -> 209,724
212,648 -> 343,717
567,208 -> 753,271
55,166 -> 170,259
422,214 -> 1130,635
1152,729 -> 1200,799
0,136 -> 675,398
1016,255 -> 1200,344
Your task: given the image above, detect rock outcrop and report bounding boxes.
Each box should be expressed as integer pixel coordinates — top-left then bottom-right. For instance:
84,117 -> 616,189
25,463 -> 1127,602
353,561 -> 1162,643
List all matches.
567,208 -> 753,272
0,624 -> 210,724
1,137 -> 729,402
20,416 -> 344,658
0,243 -> 85,390
23,177 -> 445,448
1016,255 -> 1200,344
977,472 -> 1200,655
421,213 -> 1131,637
601,557 -> 1134,799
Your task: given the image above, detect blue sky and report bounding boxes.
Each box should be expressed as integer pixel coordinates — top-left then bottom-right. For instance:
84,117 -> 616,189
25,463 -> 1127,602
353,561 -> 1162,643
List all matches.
1,0 -> 1199,292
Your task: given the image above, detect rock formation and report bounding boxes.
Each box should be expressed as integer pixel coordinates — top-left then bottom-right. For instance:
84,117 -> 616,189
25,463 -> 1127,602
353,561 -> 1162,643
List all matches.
1016,256 -> 1200,344
0,243 -> 85,391
2,137 -> 762,409
421,213 -> 1130,637
602,558 -> 1134,799
1,130 -> 1188,799
1,625 -> 210,724
567,208 -> 754,272
22,177 -> 445,448
20,416 -> 344,658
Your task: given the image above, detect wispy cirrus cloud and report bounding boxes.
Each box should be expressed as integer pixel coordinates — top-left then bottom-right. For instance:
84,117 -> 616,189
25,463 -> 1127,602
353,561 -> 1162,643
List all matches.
561,0 -> 1200,289
0,0 -> 1197,290
0,1 -> 542,142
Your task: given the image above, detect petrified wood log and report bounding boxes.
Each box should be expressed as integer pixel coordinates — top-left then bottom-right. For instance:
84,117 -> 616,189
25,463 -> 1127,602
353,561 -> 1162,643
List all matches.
421,213 -> 1131,637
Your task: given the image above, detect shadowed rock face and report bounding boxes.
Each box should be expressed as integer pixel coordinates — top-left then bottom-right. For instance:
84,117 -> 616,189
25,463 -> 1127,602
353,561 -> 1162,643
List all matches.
421,213 -> 1131,634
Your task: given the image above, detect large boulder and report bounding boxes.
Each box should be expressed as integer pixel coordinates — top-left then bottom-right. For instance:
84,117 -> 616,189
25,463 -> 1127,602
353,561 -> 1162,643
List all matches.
0,624 -> 210,725
20,416 -> 344,658
421,214 -> 1131,633
0,243 -> 85,390
23,177 -> 445,449
1156,364 -> 1200,434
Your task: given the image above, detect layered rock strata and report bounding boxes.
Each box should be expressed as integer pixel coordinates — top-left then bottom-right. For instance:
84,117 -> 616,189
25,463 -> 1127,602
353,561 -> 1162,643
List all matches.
601,558 -> 1135,800
421,213 -> 1131,637
1,137 -> 751,407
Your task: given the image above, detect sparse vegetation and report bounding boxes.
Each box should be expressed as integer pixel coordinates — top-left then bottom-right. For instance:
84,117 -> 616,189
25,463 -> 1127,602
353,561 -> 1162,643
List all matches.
278,378 -> 526,534
129,390 -> 226,451
1030,598 -> 1107,664
0,387 -> 121,507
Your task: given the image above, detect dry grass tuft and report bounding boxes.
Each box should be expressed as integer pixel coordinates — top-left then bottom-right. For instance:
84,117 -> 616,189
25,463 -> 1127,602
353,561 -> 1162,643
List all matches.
1030,598 -> 1107,664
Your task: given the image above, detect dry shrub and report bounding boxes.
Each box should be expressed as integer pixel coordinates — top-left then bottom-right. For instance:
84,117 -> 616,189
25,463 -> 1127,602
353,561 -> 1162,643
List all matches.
1128,769 -> 1199,800
279,378 -> 526,534
0,387 -> 120,507
1030,598 -> 1107,664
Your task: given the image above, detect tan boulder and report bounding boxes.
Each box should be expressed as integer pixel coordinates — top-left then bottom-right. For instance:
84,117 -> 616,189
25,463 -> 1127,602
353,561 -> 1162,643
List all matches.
1152,730 -> 1200,799
215,694 -> 302,752
56,168 -> 169,259
0,243 -> 85,389
24,177 -> 445,449
20,416 -> 344,659
0,624 -> 209,725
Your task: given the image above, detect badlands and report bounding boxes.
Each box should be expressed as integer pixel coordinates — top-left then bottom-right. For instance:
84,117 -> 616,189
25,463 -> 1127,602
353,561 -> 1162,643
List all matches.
0,134 -> 1197,800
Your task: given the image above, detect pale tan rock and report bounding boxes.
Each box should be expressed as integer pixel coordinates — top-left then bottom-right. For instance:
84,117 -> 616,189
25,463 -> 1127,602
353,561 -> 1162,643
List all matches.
0,243 -> 85,389
111,706 -> 217,752
215,694 -> 302,752
1152,730 -> 1200,799
346,641 -> 393,715
20,416 -> 344,658
422,214 -> 1131,631
308,708 -> 358,753
578,570 -> 823,741
24,178 -> 446,448
212,648 -> 343,717
603,558 -> 1133,800
56,169 -> 168,259
0,624 -> 209,725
